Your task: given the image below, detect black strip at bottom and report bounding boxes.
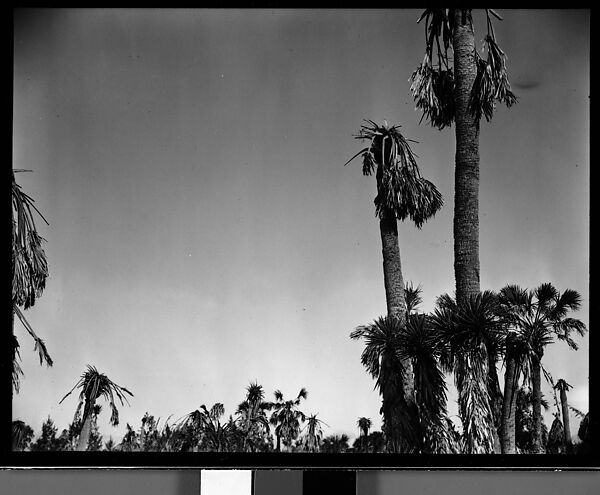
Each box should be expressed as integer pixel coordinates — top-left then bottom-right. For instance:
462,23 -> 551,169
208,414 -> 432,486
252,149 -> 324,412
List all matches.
302,470 -> 356,495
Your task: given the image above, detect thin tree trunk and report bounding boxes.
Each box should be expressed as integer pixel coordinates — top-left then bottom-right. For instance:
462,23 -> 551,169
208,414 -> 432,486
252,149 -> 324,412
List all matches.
379,215 -> 415,404
452,8 -> 480,306
487,350 -> 503,453
378,213 -> 418,453
76,404 -> 94,452
276,433 -> 281,452
560,387 -> 572,451
531,354 -> 545,453
500,352 -> 518,454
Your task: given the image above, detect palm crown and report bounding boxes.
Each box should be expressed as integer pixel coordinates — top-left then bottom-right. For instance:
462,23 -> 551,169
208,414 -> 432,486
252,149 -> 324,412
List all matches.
59,365 -> 134,427
345,120 -> 443,228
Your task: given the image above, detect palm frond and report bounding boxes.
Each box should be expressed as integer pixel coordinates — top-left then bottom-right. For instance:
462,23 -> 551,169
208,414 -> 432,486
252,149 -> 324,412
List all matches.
13,305 -> 53,368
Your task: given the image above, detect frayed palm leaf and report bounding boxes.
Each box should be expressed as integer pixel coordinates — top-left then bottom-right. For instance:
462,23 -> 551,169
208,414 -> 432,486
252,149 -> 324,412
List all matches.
569,405 -> 586,419
469,35 -> 517,121
13,305 -> 53,368
12,335 -> 23,394
12,172 -> 49,310
410,56 -> 455,129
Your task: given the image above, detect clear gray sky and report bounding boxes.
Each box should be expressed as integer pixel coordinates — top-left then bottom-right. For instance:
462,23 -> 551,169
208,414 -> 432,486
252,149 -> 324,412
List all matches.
12,9 -> 589,444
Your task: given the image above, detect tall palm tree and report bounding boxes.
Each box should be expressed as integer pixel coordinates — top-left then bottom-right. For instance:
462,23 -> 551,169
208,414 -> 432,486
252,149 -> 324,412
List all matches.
497,283 -> 586,453
356,417 -> 372,453
345,120 -> 443,446
236,382 -> 273,452
11,170 -> 52,394
554,379 -> 573,451
59,365 -> 134,451
429,290 -> 503,453
410,9 -> 516,305
269,388 -> 307,452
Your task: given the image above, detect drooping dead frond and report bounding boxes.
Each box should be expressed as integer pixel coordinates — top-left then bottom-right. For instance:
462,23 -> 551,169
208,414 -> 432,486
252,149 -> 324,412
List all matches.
12,172 -> 49,310
13,304 -> 53,368
468,34 -> 517,121
410,55 -> 455,130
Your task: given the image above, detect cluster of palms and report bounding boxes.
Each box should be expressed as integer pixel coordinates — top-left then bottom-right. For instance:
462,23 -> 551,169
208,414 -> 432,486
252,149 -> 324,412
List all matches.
12,376 -> 387,453
351,284 -> 587,454
345,9 -> 587,454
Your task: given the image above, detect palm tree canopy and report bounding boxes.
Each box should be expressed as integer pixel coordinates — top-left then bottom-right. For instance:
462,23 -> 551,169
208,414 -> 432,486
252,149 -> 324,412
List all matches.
410,9 -> 516,129
12,170 -> 53,392
350,316 -> 407,390
59,365 -> 133,426
345,120 -> 443,228
498,283 -> 586,361
357,417 -> 372,437
12,170 -> 49,310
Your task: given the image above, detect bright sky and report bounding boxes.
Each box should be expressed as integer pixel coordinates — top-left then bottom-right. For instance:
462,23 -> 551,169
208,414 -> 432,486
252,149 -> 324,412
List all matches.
12,9 -> 589,446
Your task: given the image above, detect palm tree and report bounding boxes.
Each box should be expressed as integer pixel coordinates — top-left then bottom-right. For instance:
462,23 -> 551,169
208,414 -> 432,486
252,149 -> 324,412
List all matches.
12,420 -> 34,451
345,120 -> 443,447
351,316 -> 416,453
351,309 -> 452,453
236,382 -> 273,452
400,312 -> 455,453
497,283 -> 586,453
321,434 -> 350,454
59,365 -> 134,451
269,388 -> 307,452
176,403 -> 233,452
554,379 -> 573,452
300,414 -> 328,453
356,417 -> 372,453
410,9 -> 516,305
429,290 -> 503,453
11,170 -> 52,394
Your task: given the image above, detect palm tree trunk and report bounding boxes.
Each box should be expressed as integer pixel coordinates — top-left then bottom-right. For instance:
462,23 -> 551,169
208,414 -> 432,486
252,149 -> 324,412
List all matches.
531,354 -> 545,453
379,214 -> 415,405
452,8 -> 480,305
76,407 -> 94,452
500,352 -> 518,453
275,433 -> 281,452
559,387 -> 572,451
487,350 -> 503,453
